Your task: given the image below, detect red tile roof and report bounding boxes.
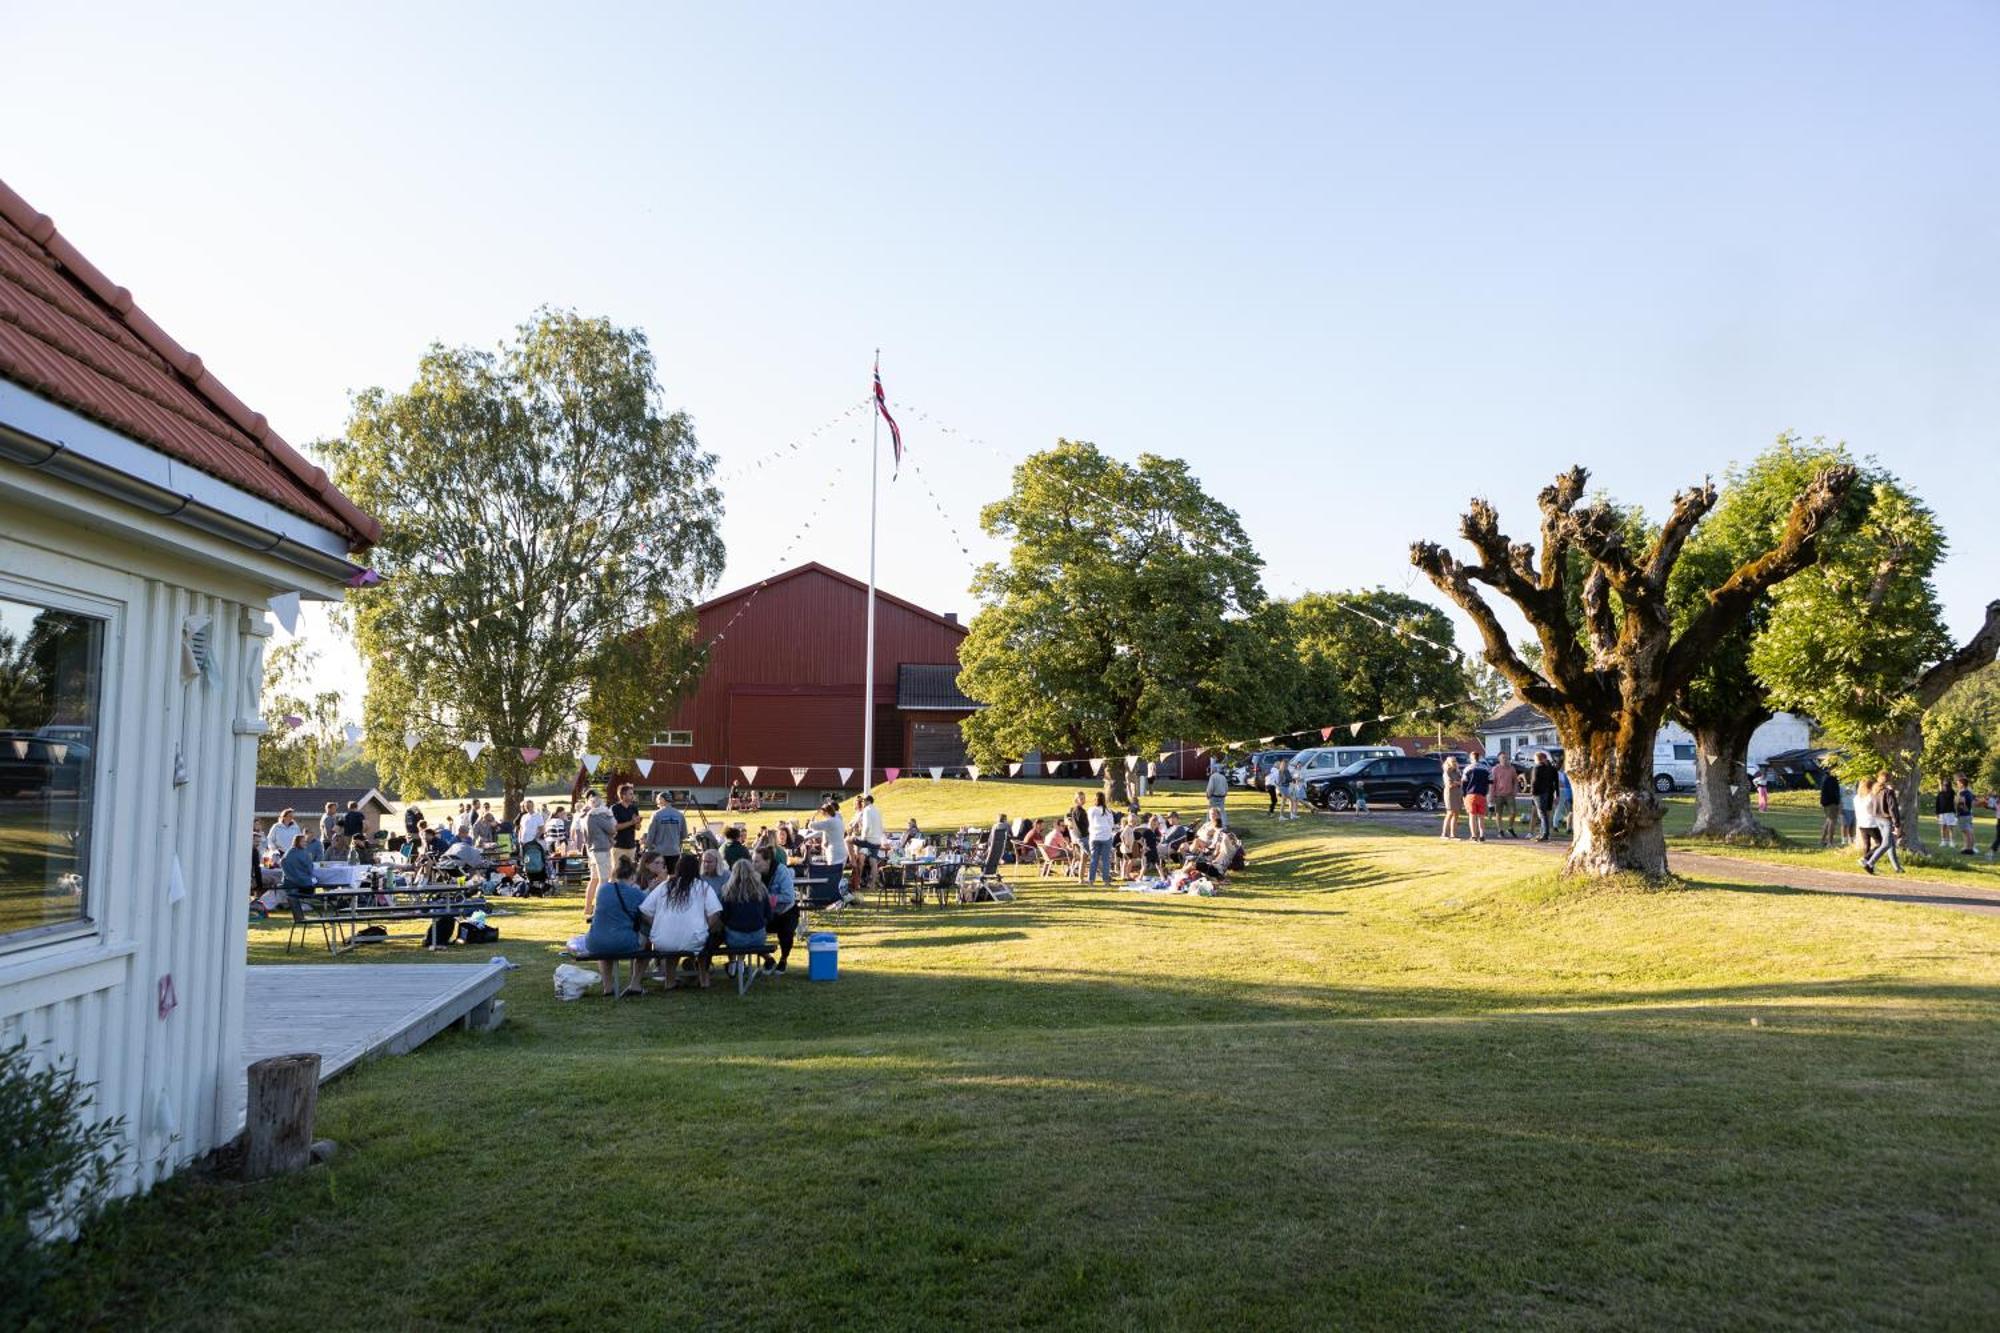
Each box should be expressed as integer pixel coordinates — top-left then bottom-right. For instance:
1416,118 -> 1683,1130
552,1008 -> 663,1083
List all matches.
0,177 -> 379,550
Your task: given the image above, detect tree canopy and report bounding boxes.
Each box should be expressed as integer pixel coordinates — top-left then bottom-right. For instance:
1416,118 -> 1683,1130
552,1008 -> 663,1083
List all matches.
1272,590 -> 1473,742
255,641 -> 344,787
957,441 -> 1279,791
325,309 -> 724,811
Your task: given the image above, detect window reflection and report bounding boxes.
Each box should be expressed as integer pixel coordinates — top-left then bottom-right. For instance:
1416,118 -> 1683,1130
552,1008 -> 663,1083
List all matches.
0,596 -> 102,942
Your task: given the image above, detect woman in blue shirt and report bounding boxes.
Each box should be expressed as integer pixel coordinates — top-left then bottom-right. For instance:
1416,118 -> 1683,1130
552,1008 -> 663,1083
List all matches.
583,854 -> 650,997
280,834 -> 317,897
718,860 -> 772,970
753,845 -> 798,972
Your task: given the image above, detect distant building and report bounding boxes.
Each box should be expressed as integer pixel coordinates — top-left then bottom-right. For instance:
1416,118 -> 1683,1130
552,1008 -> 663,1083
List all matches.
1477,704 -> 1814,769
254,786 -> 394,836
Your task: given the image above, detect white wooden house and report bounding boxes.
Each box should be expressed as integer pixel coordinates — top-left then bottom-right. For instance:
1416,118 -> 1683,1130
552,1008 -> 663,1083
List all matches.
0,177 -> 378,1195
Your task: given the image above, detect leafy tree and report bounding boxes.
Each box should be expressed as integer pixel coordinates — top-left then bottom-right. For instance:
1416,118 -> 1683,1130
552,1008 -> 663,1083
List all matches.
1749,465 -> 2000,850
325,309 -> 724,818
1923,666 -> 2000,792
1413,463 -> 1855,878
1274,590 -> 1472,742
1667,437 -> 1861,843
255,641 -> 344,786
958,441 -> 1281,802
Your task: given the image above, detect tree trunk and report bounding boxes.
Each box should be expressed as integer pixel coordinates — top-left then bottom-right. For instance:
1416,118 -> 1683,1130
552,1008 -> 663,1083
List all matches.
244,1052 -> 321,1180
1687,716 -> 1776,844
1101,765 -> 1132,807
1886,716 -> 1928,855
1564,725 -> 1670,877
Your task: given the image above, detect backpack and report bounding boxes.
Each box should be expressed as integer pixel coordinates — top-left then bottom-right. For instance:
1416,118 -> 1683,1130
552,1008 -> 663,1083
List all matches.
458,920 -> 500,945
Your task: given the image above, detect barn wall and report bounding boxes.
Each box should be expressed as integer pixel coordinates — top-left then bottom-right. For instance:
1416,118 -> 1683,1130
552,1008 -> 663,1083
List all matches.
0,491 -> 317,1198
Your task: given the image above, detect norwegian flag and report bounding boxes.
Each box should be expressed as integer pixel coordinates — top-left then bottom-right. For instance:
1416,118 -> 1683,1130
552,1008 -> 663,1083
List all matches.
873,356 -> 903,473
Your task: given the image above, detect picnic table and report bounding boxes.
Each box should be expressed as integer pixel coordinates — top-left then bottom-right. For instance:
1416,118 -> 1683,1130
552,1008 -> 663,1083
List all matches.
282,878 -> 490,955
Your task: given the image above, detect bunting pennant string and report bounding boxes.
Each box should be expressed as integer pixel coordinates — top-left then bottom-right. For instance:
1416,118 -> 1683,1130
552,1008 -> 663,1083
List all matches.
791,767 -> 808,786
634,758 -> 654,778
740,765 -> 759,784
461,739 -> 487,762
1088,758 -> 1105,776
711,398 -> 870,487
1350,721 -> 1365,737
581,753 -> 602,774
690,763 -> 711,783
838,767 -> 853,784
967,764 -> 981,781
928,766 -> 944,782
404,729 -> 420,752
266,591 -> 301,634
884,767 -> 900,783
520,746 -> 543,763
1007,762 -> 1022,777
1320,727 -> 1334,741
282,714 -> 304,730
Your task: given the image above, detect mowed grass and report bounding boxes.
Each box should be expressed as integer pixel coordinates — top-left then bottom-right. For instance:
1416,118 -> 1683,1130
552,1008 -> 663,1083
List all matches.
1662,788 -> 2000,890
63,796 -> 2000,1330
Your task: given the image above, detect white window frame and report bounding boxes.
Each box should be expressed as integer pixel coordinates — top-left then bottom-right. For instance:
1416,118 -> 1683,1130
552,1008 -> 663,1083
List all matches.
650,730 -> 693,748
0,570 -> 121,957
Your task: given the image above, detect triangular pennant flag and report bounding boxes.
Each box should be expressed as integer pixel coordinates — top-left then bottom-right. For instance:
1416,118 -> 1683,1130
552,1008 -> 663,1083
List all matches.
581,753 -> 601,774
740,766 -> 759,784
519,746 -> 542,763
167,855 -> 187,906
461,739 -> 487,762
885,767 -> 900,783
967,765 -> 981,781
1088,758 -> 1105,776
791,767 -> 808,786
1126,754 -> 1141,769
1321,727 -> 1334,741
8,738 -> 26,759
282,715 -> 303,731
838,767 -> 853,784
342,723 -> 362,744
1007,762 -> 1022,777
634,758 -> 654,779
266,591 -> 301,634
1259,736 -> 1277,745
1350,721 -> 1364,737
404,729 -> 420,752
1159,750 -> 1173,762
928,766 -> 943,782
691,763 -> 711,783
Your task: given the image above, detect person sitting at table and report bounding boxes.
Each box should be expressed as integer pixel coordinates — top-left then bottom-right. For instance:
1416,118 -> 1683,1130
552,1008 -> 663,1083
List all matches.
717,859 -> 773,971
753,844 -> 799,971
640,852 -> 722,989
721,823 -> 751,867
582,854 -> 650,997
280,833 -> 317,898
635,851 -> 669,891
1017,818 -> 1046,864
775,821 -> 800,858
696,847 -> 730,902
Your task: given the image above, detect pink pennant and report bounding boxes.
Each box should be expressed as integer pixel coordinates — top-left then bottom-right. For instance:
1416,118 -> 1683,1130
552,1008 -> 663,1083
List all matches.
884,767 -> 900,783
519,746 -> 542,763
283,714 -> 304,729
1321,727 -> 1334,741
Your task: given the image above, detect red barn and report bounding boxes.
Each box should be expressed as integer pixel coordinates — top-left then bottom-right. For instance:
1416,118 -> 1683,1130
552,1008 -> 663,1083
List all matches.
629,563 -> 978,808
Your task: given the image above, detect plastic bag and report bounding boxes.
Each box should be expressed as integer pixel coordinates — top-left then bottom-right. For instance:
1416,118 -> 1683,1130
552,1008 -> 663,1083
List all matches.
553,962 -> 601,1001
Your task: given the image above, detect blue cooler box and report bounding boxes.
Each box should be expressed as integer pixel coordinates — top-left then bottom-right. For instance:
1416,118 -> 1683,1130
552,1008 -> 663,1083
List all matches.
807,931 -> 838,981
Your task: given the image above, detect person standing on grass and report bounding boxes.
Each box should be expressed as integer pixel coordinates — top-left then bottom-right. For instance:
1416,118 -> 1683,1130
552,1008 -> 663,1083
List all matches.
1206,762 -> 1230,826
1489,757 -> 1519,837
1954,775 -> 1976,853
1441,757 -> 1466,840
644,791 -> 685,861
319,801 -> 340,847
1066,792 -> 1090,847
610,783 -> 641,858
1934,779 -> 1957,850
1463,758 -> 1491,842
1288,764 -> 1307,820
518,798 -> 545,848
1529,752 -> 1558,841
403,803 -> 421,841
1085,792 -> 1117,884
1818,769 -> 1842,847
583,792 -> 616,919
1266,758 -> 1285,816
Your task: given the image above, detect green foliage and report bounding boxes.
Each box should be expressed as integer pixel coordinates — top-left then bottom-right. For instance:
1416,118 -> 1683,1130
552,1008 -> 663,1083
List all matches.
0,1039 -> 125,1328
1274,590 -> 1472,740
957,441 -> 1281,772
1749,452 -> 1953,774
323,309 -> 724,804
255,641 -> 344,786
1924,666 -> 2000,789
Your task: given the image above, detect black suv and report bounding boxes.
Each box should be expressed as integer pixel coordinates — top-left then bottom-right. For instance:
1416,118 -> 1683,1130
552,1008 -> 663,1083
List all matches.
1308,755 -> 1445,811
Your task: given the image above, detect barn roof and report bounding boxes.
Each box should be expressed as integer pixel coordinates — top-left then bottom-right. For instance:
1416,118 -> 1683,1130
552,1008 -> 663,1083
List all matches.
896,663 -> 980,711
696,561 -> 968,636
0,176 -> 380,550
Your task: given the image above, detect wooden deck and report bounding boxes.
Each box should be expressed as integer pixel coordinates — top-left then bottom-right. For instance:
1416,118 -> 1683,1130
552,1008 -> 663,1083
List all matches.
242,961 -> 509,1086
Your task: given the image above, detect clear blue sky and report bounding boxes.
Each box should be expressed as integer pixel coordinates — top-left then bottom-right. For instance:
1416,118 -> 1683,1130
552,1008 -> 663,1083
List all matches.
9,2 -> 1998,716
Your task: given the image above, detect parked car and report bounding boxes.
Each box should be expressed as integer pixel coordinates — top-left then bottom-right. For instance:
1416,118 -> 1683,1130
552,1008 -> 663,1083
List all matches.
1287,745 -> 1403,789
1230,749 -> 1299,788
1308,754 -> 1446,811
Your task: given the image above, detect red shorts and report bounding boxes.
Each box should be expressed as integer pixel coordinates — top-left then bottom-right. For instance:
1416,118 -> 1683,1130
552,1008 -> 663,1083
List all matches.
1466,795 -> 1488,815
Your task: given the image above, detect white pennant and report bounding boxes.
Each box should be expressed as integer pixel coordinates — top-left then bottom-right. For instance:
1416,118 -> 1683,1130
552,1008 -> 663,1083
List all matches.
691,763 -> 711,783
462,739 -> 487,762
581,753 -> 601,774
740,765 -> 759,784
1350,721 -> 1364,737
403,729 -> 420,752
838,767 -> 853,784
929,766 -> 943,782
967,765 -> 980,781
47,742 -> 68,764
8,738 -> 27,759
1089,758 -> 1105,776
343,723 -> 362,744
790,767 -> 808,786
167,855 -> 187,906
634,758 -> 654,778
266,591 -> 301,634
1126,754 -> 1141,768
1007,762 -> 1022,777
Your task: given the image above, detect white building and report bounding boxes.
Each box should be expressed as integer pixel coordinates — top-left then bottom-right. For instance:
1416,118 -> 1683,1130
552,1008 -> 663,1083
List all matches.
0,177 -> 378,1196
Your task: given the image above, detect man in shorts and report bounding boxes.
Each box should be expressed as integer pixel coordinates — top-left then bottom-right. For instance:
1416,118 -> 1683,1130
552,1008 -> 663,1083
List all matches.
1488,757 -> 1519,837
1463,759 -> 1491,842
582,792 -> 616,919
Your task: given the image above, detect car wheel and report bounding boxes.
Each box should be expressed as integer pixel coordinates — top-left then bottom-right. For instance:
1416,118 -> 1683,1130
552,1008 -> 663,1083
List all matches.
1415,787 -> 1440,811
1327,789 -> 1352,812
1653,773 -> 1675,794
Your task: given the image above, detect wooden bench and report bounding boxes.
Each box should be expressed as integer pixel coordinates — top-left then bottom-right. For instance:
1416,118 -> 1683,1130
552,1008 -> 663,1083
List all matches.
564,943 -> 777,997
283,891 -> 489,955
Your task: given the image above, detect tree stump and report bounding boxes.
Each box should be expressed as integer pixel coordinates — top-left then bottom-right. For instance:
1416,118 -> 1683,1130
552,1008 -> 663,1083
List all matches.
244,1052 -> 321,1180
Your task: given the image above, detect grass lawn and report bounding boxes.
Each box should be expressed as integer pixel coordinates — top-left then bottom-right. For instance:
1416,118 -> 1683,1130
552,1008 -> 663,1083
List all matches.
62,788 -> 2000,1329
1662,789 -> 2000,891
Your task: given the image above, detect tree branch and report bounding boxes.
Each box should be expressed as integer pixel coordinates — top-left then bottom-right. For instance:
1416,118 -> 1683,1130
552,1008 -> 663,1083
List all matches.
1641,481 -> 1718,590
1535,467 -> 1587,593
1915,599 -> 2000,708
1411,541 -> 1560,711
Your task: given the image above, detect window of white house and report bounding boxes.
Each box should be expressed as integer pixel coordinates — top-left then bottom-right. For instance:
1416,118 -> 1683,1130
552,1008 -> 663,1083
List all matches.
650,730 -> 693,747
0,594 -> 104,944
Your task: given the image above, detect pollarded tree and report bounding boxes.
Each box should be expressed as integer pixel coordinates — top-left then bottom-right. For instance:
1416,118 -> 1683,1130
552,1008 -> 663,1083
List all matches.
1412,463 -> 1856,878
326,308 -> 724,818
958,441 -> 1282,803
1666,437 -> 1863,843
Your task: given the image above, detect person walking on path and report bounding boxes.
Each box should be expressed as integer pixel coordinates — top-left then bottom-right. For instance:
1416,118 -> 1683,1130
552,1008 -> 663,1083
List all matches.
1205,763 -> 1230,827
1085,793 -> 1117,885
1861,774 -> 1906,875
1954,775 -> 1977,853
1489,758 -> 1519,837
1818,770 -> 1843,847
1529,753 -> 1559,841
1463,759 -> 1491,842
1441,757 -> 1466,841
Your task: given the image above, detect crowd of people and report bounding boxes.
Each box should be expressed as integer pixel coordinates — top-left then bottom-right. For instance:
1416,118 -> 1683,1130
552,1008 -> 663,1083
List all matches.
1439,752 -> 1569,843
978,791 -> 1246,890
1813,769 -> 1996,874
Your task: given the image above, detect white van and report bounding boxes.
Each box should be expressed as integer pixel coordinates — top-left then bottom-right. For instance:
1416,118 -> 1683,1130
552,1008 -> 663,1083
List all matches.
1652,737 -> 1697,793
1288,746 -> 1402,786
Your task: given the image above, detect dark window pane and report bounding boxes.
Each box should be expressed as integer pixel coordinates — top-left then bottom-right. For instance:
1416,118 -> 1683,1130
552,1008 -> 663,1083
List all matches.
0,597 -> 103,941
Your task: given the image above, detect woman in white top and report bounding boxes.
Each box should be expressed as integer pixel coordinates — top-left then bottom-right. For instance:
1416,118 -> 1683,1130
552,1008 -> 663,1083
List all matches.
639,852 -> 723,988
1084,793 -> 1117,886
809,799 -> 847,866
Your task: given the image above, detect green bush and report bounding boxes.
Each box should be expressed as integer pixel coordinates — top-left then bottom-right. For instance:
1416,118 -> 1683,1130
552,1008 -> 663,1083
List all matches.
0,1037 -> 126,1328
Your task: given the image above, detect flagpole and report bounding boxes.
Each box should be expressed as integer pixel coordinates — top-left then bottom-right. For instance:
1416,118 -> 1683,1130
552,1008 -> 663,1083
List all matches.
862,350 -> 880,799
